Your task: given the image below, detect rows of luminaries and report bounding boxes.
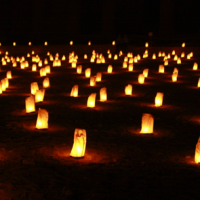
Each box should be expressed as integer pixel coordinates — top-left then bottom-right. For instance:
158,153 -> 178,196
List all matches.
1,44 -> 200,163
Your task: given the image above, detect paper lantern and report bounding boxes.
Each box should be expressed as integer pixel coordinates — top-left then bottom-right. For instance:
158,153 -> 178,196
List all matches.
107,65 -> 113,73
123,62 -> 128,68
164,60 -> 168,66
4,78 -> 9,88
0,82 -> 2,94
45,65 -> 51,74
172,50 -> 175,55
44,58 -> 48,65
6,71 -> 12,79
128,64 -> 133,71
193,62 -> 198,70
119,51 -> 123,56
138,74 -> 145,84
125,84 -> 132,95
140,113 -> 154,134
87,93 -> 96,108
84,54 -> 87,59
90,76 -> 96,86
70,85 -> 79,97
100,87 -> 107,102
35,89 -> 45,103
85,68 -> 91,78
145,42 -> 149,47
96,72 -> 102,82
44,41 -> 48,46
182,42 -> 185,47
36,108 -> 48,129
195,137 -> 200,163
158,51 -> 162,57
71,62 -> 76,68
108,53 -> 112,59
88,41 -> 91,45
43,77 -> 50,88
70,129 -> 86,158
25,95 -> 35,113
155,92 -> 164,107
76,65 -> 82,74
197,78 -> 200,87
124,57 -> 128,62
181,52 -> 185,58
172,72 -> 178,82
27,53 -> 30,57
158,65 -> 165,73
32,64 -> 37,71
28,42 -> 31,46
31,82 -> 39,95
12,61 -> 17,67
32,51 -> 35,55
1,79 -> 6,91
174,55 -> 178,61
112,41 -> 115,45
129,58 -> 133,64
40,68 -> 46,77
70,41 -> 73,45
177,58 -> 181,64
152,53 -> 156,59
13,42 -> 16,46
114,54 -> 118,60
173,68 -> 178,75
143,69 -> 149,77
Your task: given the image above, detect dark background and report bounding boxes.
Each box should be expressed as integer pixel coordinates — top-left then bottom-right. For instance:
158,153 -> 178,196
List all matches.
0,0 -> 200,45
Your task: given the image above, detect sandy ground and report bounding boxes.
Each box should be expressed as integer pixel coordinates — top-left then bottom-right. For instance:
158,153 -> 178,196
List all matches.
0,48 -> 200,200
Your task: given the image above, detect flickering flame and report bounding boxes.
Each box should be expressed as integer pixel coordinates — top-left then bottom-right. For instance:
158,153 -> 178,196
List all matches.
182,42 -> 185,47
145,42 -> 149,47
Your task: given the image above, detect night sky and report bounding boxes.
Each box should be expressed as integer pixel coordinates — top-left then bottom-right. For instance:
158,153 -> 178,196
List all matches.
0,0 -> 199,45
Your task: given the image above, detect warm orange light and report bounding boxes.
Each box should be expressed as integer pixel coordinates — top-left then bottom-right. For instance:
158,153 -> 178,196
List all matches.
1,79 -> 6,91
70,85 -> 79,97
27,53 -> 30,57
0,82 -> 2,94
36,108 -> 48,129
197,78 -> 200,88
31,82 -> 39,95
40,68 -> 46,77
158,51 -> 162,57
70,129 -> 86,158
38,60 -> 43,67
44,41 -> 48,46
173,67 -> 178,75
44,58 -> 48,65
181,52 -> 185,58
172,72 -> 178,82
143,69 -> 149,77
158,65 -> 165,73
88,41 -> 91,45
128,64 -> 133,71
140,113 -> 154,134
100,87 -> 107,102
25,95 -> 35,113
125,84 -> 132,95
107,65 -> 113,73
71,62 -> 76,68
87,93 -> 96,108
177,58 -> 181,64
182,42 -> 185,47
123,62 -> 128,68
195,137 -> 200,164
43,77 -> 50,88
90,76 -> 96,86
35,89 -> 45,103
108,53 -> 112,59
164,60 -> 168,66
85,68 -> 91,78
76,65 -> 82,74
70,41 -> 73,45
152,53 -> 156,59
193,62 -> 198,70
28,42 -> 31,46
6,71 -> 12,79
172,50 -> 175,55
96,72 -> 102,82
45,65 -> 51,74
84,54 -> 87,59
114,54 -> 118,60
145,42 -> 149,47
112,41 -> 115,45
155,92 -> 164,107
138,74 -> 145,84
13,42 -> 16,46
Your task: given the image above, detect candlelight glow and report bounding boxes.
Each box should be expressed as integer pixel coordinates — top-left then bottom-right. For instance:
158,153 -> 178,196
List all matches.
6,71 -> 12,79
96,72 -> 102,82
70,85 -> 79,97
125,84 -> 132,95
195,137 -> 200,164
25,95 -> 35,113
77,65 -> 82,74
182,42 -> 185,47
172,72 -> 178,82
107,65 -> 113,73
31,82 -> 39,95
70,129 -> 86,158
85,68 -> 91,78
145,42 -> 149,47
193,62 -> 198,70
90,76 -> 96,86
100,87 -> 107,102
138,74 -> 145,84
143,69 -> 149,77
43,77 -> 50,88
112,41 -> 115,45
87,93 -> 96,108
155,92 -> 164,107
140,113 -> 154,134
36,108 -> 48,129
35,89 -> 45,103
128,64 -> 133,71
158,65 -> 165,73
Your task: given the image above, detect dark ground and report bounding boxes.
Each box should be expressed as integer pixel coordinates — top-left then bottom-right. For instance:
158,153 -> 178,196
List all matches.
0,46 -> 200,200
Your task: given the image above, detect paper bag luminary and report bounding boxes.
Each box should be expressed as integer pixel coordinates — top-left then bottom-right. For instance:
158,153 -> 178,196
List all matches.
140,113 -> 154,134
77,65 -> 82,74
125,84 -> 132,95
35,89 -> 45,103
85,68 -> 91,78
138,74 -> 145,84
31,82 -> 39,95
36,108 -> 48,129
70,129 -> 87,158
193,62 -> 198,70
87,93 -> 96,108
70,85 -> 79,97
6,71 -> 12,79
100,87 -> 107,102
43,77 -> 50,88
143,69 -> 149,77
96,72 -> 102,82
25,95 -> 35,113
107,65 -> 113,73
155,92 -> 164,107
90,76 -> 96,86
